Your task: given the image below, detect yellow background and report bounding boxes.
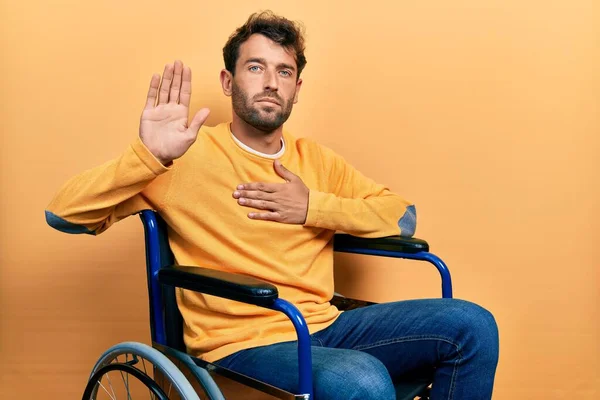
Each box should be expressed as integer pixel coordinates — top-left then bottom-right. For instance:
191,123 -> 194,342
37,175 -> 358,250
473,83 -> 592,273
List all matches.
1,0 -> 598,398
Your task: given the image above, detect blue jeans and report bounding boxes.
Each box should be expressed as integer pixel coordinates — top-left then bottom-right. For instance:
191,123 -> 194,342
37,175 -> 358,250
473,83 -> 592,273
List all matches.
215,299 -> 499,400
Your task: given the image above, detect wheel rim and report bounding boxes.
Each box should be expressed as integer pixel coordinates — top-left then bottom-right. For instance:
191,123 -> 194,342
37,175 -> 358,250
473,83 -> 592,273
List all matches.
83,352 -> 182,400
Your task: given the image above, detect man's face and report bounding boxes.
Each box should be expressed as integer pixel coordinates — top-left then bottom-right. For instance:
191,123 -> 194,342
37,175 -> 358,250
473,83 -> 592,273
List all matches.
230,34 -> 302,132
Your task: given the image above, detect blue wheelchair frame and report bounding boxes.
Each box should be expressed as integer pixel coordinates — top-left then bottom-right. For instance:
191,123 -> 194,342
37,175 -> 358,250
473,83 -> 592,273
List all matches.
140,209 -> 453,399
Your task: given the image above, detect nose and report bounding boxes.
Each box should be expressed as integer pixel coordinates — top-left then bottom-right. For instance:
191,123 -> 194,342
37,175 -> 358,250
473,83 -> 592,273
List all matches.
263,69 -> 279,92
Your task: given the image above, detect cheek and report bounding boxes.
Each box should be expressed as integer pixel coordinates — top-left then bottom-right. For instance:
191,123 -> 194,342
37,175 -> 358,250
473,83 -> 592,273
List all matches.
285,87 -> 298,104
235,75 -> 261,96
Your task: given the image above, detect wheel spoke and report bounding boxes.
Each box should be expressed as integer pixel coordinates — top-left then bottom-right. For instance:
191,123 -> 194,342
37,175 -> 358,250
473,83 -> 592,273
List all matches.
86,347 -> 194,400
141,358 -> 148,375
105,372 -> 117,400
116,354 -> 132,400
118,369 -> 128,392
98,380 -> 117,400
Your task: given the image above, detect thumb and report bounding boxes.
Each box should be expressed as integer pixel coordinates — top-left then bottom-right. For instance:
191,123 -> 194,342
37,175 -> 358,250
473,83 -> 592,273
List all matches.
274,159 -> 296,182
188,108 -> 211,135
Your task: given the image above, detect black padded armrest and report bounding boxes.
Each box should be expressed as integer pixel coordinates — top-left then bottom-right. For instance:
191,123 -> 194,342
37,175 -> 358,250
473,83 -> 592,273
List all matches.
158,265 -> 278,307
334,234 -> 429,253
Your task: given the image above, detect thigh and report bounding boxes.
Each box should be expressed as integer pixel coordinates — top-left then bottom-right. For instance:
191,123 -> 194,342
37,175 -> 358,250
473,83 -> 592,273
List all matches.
315,298 -> 497,380
215,341 -> 395,400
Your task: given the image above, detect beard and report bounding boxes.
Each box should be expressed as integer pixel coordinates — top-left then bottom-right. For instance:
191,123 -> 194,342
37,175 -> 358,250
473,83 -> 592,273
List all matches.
231,82 -> 295,132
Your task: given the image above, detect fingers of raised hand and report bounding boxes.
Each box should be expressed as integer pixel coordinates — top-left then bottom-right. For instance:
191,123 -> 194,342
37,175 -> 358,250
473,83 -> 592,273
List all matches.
187,107 -> 210,136
179,66 -> 192,107
146,61 -> 191,109
158,63 -> 174,105
145,74 -> 161,110
169,60 -> 183,104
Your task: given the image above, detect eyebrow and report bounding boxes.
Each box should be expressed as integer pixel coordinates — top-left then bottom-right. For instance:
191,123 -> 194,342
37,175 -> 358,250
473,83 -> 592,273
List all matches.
245,57 -> 296,72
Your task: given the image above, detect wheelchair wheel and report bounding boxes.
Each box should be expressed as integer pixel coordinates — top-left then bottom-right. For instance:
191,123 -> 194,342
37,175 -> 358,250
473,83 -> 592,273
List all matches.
82,341 -> 200,400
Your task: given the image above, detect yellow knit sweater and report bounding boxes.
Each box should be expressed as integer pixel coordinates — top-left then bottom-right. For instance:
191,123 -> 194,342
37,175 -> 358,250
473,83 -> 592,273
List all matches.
46,122 -> 415,362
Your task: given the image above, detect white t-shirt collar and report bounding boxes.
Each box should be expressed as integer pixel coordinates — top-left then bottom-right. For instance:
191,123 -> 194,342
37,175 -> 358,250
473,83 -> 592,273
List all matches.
230,132 -> 285,159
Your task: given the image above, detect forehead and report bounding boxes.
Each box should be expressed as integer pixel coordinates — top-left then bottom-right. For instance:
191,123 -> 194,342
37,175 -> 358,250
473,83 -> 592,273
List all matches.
237,33 -> 297,67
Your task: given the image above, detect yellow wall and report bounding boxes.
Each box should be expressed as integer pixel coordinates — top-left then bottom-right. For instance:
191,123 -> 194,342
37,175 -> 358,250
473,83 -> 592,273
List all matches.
1,0 -> 597,398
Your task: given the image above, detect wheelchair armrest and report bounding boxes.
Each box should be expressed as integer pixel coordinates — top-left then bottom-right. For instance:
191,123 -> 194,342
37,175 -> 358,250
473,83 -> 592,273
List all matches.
334,234 -> 429,253
158,265 -> 278,307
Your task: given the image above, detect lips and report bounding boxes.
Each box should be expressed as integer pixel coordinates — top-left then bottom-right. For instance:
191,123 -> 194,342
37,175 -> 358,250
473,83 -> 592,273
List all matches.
256,98 -> 280,106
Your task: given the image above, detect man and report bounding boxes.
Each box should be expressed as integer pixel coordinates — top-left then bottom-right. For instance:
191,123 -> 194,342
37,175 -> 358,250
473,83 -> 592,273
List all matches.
46,11 -> 498,400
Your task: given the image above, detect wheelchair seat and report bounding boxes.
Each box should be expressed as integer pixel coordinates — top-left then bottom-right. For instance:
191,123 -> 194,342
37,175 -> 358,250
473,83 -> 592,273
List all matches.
82,210 -> 453,399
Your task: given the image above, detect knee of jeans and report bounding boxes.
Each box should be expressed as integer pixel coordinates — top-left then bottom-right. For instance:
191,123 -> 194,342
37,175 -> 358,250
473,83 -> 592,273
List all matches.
315,352 -> 395,400
448,300 -> 499,363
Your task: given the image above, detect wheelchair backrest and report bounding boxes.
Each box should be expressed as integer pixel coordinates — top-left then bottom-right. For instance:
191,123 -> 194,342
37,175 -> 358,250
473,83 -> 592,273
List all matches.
139,210 -> 186,351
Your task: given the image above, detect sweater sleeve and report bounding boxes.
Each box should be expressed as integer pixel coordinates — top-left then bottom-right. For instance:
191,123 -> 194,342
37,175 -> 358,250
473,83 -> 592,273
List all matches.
303,144 -> 416,238
45,138 -> 172,235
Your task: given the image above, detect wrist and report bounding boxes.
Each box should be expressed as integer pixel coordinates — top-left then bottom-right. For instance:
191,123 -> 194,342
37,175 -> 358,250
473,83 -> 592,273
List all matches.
132,138 -> 173,173
156,155 -> 173,166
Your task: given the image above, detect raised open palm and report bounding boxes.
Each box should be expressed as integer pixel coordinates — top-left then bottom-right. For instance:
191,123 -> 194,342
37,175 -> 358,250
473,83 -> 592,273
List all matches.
139,60 -> 210,165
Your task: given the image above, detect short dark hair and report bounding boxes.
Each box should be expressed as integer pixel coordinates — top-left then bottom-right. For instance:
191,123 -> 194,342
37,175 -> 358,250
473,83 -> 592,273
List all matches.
223,11 -> 307,79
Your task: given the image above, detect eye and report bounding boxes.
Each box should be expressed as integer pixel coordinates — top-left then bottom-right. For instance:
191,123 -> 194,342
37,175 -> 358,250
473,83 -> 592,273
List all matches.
249,65 -> 262,72
279,70 -> 292,77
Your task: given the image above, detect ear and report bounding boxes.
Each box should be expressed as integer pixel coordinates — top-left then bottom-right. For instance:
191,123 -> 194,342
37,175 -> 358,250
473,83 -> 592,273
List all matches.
220,69 -> 233,97
293,78 -> 303,104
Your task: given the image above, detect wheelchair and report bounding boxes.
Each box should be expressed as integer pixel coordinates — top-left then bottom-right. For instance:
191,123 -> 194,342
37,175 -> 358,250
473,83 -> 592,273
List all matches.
82,210 -> 453,399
